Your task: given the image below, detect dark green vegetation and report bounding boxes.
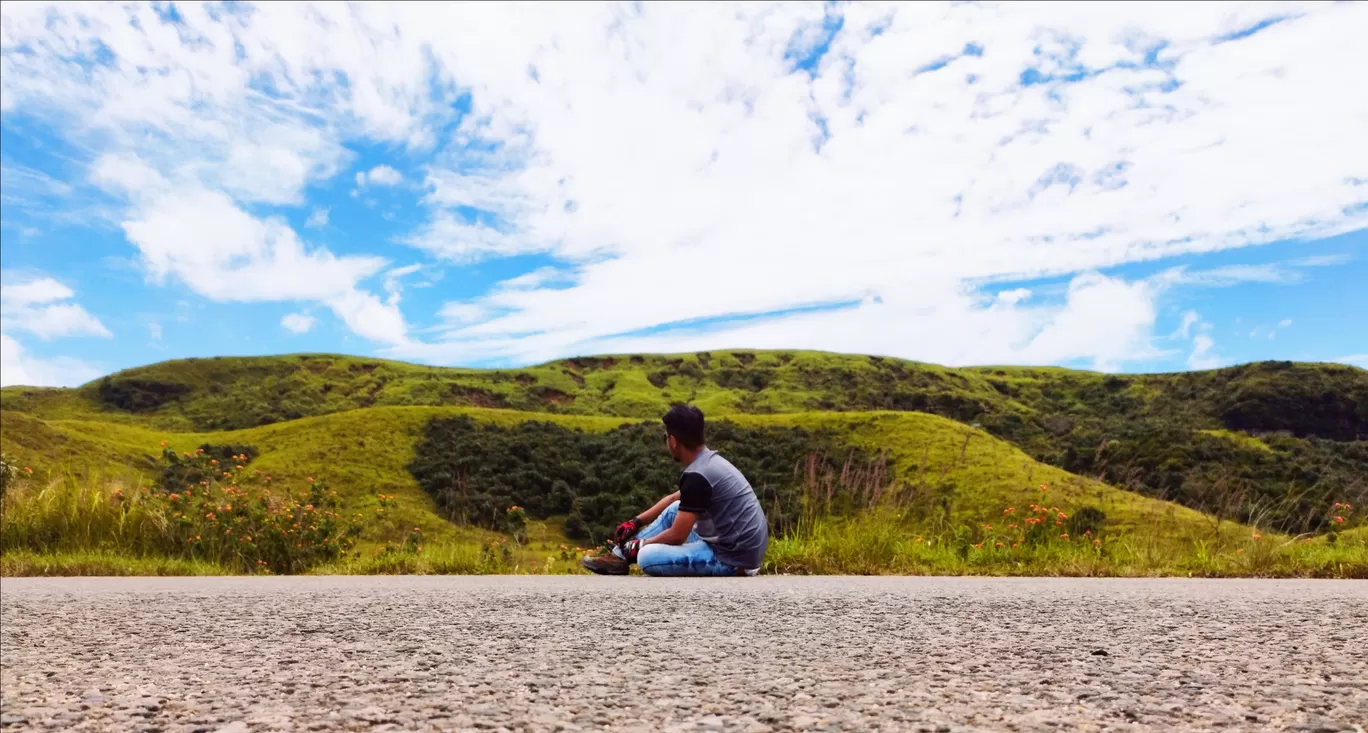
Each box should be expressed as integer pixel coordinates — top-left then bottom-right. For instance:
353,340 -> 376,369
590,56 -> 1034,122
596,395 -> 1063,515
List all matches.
5,351 -> 1365,535
409,417 -> 870,544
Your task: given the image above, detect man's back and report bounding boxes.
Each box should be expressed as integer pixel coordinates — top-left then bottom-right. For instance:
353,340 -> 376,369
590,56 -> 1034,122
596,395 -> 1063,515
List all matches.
679,448 -> 769,570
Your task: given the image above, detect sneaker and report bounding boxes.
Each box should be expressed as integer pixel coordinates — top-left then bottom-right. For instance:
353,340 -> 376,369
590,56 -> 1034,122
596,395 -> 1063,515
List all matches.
580,551 -> 630,575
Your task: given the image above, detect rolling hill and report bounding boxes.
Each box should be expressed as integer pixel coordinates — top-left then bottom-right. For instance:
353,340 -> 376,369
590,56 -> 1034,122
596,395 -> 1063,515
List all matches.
4,351 -> 1365,535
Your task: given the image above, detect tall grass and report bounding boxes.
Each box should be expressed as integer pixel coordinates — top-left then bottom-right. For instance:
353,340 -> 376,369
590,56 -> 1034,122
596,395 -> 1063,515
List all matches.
761,447 -> 1367,578
3,441 -> 1364,578
1,471 -> 167,555
1,448 -> 362,574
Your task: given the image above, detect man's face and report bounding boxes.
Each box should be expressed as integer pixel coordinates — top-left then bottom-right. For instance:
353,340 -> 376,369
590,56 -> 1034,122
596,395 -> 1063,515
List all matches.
664,433 -> 683,463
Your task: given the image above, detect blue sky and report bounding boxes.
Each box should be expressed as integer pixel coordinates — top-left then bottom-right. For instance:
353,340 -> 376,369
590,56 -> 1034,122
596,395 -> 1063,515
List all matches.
1,2 -> 1365,386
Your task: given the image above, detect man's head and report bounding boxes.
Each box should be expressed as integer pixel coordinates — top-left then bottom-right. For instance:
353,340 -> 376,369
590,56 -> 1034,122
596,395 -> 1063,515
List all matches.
662,404 -> 705,463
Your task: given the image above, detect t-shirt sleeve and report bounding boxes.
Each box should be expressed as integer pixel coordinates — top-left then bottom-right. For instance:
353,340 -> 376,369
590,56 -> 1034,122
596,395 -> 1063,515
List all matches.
677,472 -> 714,514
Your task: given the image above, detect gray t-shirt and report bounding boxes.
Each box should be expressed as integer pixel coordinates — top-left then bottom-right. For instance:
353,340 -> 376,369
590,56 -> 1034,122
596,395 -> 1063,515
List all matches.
677,448 -> 769,570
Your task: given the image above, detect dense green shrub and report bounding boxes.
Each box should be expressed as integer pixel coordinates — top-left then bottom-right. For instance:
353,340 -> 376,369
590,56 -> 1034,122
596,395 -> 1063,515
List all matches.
158,443 -> 260,493
96,377 -> 191,412
407,417 -> 865,543
1,445 -> 361,574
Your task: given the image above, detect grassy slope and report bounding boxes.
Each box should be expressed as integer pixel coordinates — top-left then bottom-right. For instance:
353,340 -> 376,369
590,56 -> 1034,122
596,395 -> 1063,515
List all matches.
1,405 -> 1244,547
0,351 -> 1046,429
5,351 -> 1363,442
3,351 -> 1364,542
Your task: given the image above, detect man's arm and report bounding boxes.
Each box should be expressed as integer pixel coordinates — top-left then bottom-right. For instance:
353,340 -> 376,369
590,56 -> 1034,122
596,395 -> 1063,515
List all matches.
635,491 -> 680,525
642,509 -> 697,547
642,471 -> 708,546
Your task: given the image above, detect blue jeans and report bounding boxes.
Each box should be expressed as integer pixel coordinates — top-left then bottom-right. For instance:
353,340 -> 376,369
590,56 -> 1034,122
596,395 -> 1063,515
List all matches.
625,501 -> 749,577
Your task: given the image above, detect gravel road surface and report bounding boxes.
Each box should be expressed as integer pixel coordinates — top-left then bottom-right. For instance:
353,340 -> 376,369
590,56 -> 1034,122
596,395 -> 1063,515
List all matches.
2,576 -> 1365,733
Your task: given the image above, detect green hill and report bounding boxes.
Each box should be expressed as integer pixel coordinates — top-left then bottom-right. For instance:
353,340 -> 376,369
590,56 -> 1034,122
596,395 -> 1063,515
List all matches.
4,351 -> 1366,534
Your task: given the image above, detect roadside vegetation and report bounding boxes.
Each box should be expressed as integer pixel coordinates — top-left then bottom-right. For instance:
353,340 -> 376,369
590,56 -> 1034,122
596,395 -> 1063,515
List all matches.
2,402 -> 1363,578
5,351 -> 1364,535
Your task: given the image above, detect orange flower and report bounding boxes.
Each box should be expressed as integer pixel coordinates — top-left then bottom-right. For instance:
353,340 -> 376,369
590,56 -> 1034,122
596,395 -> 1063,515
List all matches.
1236,548 -> 1245,554
210,459 -> 218,465
972,543 -> 983,549
1040,483 -> 1048,492
1059,533 -> 1069,539
982,524 -> 993,530
995,542 -> 1003,548
1003,507 -> 1016,515
1252,533 -> 1262,541
1057,512 -> 1067,520
307,477 -> 315,483
160,440 -> 168,447
1093,539 -> 1102,547
1334,516 -> 1345,524
23,467 -> 32,474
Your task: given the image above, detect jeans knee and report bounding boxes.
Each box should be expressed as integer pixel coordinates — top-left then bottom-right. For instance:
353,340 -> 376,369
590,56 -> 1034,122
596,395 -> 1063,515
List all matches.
636,544 -> 667,573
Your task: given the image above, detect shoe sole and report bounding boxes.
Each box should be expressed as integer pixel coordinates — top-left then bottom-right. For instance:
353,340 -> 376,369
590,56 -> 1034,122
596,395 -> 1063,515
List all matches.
580,557 -> 629,575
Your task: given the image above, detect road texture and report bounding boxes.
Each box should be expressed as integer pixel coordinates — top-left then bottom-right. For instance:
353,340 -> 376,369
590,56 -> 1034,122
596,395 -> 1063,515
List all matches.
1,576 -> 1365,733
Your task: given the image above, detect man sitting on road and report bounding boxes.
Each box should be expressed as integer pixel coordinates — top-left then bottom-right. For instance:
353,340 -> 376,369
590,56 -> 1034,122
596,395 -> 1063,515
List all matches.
581,404 -> 769,576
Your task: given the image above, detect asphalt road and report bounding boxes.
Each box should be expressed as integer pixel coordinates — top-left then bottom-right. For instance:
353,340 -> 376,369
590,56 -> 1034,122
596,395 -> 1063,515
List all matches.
1,576 -> 1365,733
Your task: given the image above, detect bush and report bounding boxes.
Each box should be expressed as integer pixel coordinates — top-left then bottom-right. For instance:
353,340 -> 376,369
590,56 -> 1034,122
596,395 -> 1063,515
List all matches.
96,377 -> 191,412
1066,506 -> 1106,537
1,445 -> 361,574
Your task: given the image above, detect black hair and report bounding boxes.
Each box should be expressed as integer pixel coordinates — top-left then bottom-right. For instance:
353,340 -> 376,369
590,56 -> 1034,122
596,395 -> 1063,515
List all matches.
662,404 -> 705,449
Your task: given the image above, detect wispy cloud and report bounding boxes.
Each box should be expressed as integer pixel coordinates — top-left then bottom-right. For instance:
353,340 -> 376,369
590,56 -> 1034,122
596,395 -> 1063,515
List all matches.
0,273 -> 110,340
1,1 -> 1365,369
0,333 -> 102,387
281,313 -> 317,335
1334,354 -> 1368,369
356,165 -> 403,188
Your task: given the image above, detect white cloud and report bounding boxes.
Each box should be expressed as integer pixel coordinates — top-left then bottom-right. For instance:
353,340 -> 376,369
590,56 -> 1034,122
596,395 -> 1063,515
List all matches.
325,290 -> 408,344
1,277 -> 74,307
1335,354 -> 1368,369
0,333 -> 102,387
1180,313 -> 1224,369
1187,332 -> 1223,370
395,1 -> 1367,366
89,158 -> 408,345
0,274 -> 111,340
148,322 -> 162,341
306,208 -> 330,228
1250,316 -> 1295,340
356,165 -> 403,187
2,2 -> 1365,368
1176,311 -> 1201,339
281,313 -> 316,334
